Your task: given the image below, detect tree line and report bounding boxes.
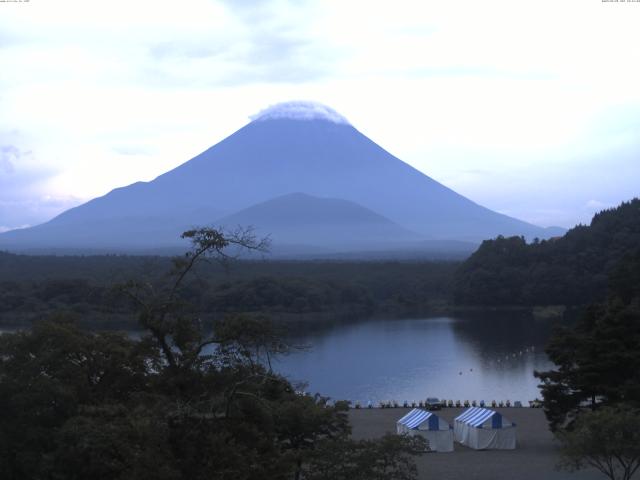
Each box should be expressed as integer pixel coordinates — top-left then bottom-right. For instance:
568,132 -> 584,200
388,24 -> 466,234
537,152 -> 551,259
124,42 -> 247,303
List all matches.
453,198 -> 640,306
0,253 -> 456,329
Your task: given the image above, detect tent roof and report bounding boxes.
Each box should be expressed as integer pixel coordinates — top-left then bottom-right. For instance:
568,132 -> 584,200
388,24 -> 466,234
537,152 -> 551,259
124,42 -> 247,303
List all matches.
397,409 -> 438,429
455,407 -> 512,428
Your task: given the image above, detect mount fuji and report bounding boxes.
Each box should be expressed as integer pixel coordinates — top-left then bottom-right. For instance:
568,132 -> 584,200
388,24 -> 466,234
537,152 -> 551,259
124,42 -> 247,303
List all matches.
0,101 -> 563,256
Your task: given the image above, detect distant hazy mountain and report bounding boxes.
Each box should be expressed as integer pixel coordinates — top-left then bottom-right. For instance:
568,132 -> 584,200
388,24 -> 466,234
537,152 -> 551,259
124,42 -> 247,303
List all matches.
217,192 -> 420,250
0,101 -> 563,255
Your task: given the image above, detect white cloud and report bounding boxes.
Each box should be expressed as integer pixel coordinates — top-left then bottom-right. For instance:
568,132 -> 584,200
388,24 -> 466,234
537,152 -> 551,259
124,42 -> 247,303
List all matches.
250,101 -> 350,124
0,225 -> 30,234
0,145 -> 19,173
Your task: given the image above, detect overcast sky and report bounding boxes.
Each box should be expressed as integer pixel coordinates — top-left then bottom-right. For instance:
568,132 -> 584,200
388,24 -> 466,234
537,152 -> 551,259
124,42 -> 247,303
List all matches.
1,0 -> 639,232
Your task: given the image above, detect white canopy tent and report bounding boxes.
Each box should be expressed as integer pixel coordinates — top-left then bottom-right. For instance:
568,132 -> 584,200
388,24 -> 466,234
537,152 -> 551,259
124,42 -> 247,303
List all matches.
396,408 -> 454,452
454,407 -> 516,450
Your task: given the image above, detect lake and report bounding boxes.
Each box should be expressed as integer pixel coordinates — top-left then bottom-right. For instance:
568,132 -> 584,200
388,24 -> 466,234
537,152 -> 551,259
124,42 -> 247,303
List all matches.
273,314 -> 556,406
0,313 -> 557,405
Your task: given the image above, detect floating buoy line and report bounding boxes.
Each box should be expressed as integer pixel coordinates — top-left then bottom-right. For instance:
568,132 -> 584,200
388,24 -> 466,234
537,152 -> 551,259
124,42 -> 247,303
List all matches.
344,398 -> 544,409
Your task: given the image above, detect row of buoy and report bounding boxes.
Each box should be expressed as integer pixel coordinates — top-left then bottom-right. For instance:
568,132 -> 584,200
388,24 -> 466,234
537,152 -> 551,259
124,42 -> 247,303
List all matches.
353,398 -> 543,409
454,346 -> 538,376
495,345 -> 536,364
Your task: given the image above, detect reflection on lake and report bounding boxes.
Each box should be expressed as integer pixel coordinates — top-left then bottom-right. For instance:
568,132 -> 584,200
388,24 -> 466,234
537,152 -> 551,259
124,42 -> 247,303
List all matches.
274,315 -> 556,405
0,313 -> 557,404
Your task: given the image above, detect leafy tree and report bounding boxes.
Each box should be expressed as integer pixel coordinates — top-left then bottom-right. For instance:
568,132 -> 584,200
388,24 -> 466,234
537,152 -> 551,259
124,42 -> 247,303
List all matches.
0,227 -> 425,480
120,226 -> 270,371
535,250 -> 640,431
0,319 -> 155,479
557,406 -> 640,480
302,434 -> 426,480
52,403 -> 180,480
609,249 -> 640,304
214,314 -> 291,371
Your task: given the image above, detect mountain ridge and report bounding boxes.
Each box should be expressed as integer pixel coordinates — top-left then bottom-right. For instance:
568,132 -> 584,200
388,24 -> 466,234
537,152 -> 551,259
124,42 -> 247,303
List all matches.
0,102 -> 565,254
216,192 -> 421,250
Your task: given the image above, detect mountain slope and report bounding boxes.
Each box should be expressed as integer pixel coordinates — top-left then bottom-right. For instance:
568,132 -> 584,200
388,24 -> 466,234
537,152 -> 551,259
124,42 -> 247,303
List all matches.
0,102 -> 562,252
216,192 -> 420,250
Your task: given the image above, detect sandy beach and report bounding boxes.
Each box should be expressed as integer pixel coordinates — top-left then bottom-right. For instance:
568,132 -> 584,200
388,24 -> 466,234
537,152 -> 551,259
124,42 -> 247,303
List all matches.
349,407 -> 604,480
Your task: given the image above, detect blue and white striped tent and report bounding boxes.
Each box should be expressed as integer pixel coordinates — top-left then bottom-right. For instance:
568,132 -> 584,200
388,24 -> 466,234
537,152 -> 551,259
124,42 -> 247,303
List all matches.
396,409 -> 454,452
454,407 -> 516,450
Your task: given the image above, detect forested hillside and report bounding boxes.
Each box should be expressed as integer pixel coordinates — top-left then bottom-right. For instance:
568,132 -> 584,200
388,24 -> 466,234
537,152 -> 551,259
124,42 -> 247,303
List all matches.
0,253 -> 456,328
535,247 -> 640,430
453,199 -> 640,306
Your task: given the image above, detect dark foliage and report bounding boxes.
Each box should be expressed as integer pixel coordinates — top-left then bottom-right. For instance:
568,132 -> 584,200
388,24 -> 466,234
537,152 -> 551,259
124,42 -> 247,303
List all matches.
454,198 -> 640,306
0,253 -> 456,329
0,228 -> 424,480
303,434 -> 427,480
0,318 -> 350,480
557,406 -> 640,480
535,249 -> 640,431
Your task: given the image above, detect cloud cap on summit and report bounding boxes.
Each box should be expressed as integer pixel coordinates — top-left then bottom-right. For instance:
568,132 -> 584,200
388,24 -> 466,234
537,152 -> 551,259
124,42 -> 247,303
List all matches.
250,101 -> 351,125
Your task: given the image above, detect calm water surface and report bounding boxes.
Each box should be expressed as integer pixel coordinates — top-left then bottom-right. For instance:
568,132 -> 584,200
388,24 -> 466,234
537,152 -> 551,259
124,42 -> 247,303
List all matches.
1,314 -> 556,404
274,315 -> 556,405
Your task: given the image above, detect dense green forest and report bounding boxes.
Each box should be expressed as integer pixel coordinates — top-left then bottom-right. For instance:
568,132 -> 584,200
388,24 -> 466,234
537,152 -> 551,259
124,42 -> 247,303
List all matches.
533,245 -> 640,480
0,229 -> 426,480
453,198 -> 640,306
536,247 -> 640,429
0,252 -> 457,329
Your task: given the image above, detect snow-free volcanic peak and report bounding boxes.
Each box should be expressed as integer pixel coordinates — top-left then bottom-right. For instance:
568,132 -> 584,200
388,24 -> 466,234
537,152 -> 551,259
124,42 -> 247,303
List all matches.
0,102 -> 565,254
249,101 -> 351,125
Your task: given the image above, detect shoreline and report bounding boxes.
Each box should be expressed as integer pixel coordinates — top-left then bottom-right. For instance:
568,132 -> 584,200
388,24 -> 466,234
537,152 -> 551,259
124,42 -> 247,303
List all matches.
349,407 -> 601,480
